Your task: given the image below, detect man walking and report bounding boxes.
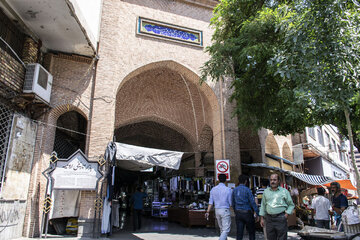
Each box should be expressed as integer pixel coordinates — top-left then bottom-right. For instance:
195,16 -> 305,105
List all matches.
310,187 -> 331,229
205,173 -> 232,240
130,186 -> 147,231
260,173 -> 294,240
330,182 -> 348,231
232,175 -> 259,240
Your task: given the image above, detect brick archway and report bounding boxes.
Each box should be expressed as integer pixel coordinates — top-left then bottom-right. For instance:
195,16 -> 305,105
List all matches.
42,104 -> 89,156
115,60 -> 220,153
282,142 -> 293,161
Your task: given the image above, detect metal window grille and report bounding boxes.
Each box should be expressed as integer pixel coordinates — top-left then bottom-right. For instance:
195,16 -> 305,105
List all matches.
0,103 -> 14,191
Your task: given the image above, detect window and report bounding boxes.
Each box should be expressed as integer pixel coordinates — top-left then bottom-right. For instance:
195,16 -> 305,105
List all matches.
0,103 -> 13,192
331,139 -> 336,151
308,127 -> 315,139
324,131 -> 330,149
317,127 -> 324,146
338,145 -> 343,162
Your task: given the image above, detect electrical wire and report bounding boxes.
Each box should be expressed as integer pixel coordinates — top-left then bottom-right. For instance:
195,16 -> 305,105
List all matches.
0,36 -> 26,67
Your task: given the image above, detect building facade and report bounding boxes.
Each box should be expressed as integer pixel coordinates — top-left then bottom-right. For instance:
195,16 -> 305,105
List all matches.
293,125 -> 354,184
0,0 -> 296,238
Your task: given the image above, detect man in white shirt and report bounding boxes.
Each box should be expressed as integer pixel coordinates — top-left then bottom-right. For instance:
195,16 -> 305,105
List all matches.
310,187 -> 332,229
205,174 -> 232,240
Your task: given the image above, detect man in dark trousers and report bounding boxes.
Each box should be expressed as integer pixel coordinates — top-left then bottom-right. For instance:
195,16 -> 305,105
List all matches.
330,182 -> 348,231
260,173 -> 294,240
130,186 -> 147,231
232,174 -> 259,240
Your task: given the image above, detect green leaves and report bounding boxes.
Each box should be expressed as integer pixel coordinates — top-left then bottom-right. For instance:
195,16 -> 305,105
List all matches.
201,0 -> 360,137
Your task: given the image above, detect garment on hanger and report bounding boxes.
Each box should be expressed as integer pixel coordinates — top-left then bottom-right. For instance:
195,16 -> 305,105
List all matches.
101,197 -> 111,234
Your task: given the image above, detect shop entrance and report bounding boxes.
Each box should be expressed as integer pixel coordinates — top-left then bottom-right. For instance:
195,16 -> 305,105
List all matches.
109,121 -> 215,234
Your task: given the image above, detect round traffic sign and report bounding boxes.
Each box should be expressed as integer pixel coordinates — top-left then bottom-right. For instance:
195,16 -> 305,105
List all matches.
216,161 -> 229,173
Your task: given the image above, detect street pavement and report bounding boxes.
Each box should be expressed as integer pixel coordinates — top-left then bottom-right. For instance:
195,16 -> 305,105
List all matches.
16,216 -> 302,239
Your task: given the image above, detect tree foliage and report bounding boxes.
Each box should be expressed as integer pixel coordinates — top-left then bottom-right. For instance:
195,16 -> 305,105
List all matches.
201,0 -> 360,135
201,0 -> 360,193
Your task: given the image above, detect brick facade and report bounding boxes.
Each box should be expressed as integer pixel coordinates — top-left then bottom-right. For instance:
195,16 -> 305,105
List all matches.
22,0 -> 294,237
0,47 -> 25,97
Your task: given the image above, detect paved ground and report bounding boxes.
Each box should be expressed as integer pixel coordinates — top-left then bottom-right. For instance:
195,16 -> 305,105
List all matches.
16,215 -> 302,239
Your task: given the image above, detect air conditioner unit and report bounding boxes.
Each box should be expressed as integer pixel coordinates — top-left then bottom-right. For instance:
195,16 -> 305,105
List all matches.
23,63 -> 53,104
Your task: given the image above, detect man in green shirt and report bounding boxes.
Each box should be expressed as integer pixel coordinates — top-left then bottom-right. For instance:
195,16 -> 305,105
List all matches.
260,173 -> 294,240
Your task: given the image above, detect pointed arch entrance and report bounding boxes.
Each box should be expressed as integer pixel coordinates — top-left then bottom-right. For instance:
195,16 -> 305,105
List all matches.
114,60 -> 221,170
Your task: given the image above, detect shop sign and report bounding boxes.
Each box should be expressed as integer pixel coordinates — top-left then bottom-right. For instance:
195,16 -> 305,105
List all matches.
216,159 -> 230,181
333,171 -> 345,179
50,150 -> 101,190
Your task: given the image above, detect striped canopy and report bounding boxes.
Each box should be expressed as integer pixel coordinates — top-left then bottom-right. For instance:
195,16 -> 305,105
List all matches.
289,171 -> 333,186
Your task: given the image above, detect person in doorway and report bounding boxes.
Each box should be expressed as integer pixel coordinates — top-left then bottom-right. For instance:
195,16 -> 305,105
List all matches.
205,173 -> 232,240
255,179 -> 269,206
232,174 -> 259,240
330,182 -> 348,231
310,187 -> 332,229
130,186 -> 147,231
260,173 -> 295,240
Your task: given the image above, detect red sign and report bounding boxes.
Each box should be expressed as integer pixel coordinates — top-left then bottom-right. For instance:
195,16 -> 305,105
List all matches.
216,160 -> 230,181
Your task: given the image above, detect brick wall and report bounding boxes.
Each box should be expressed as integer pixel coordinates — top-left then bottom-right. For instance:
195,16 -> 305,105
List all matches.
22,37 -> 38,64
0,47 -> 25,97
23,53 -> 95,237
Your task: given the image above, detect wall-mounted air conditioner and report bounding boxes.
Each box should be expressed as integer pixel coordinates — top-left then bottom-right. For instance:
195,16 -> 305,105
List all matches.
23,63 -> 53,104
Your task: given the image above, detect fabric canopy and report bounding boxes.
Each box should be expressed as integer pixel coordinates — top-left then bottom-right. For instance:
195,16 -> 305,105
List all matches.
107,142 -> 184,171
241,163 -> 288,173
323,179 -> 357,191
265,153 -> 300,165
288,171 -> 333,186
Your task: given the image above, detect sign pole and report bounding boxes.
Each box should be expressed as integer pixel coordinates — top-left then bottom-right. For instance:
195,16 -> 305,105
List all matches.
40,152 -> 58,239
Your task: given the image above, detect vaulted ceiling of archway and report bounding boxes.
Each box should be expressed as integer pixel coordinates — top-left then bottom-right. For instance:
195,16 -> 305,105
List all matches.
115,66 -> 214,150
114,121 -> 193,152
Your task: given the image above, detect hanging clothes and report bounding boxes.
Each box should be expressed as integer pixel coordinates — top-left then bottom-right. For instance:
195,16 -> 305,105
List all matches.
101,197 -> 111,234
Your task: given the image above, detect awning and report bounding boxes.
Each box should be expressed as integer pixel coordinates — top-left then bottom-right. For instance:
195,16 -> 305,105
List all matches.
265,153 -> 300,165
288,171 -> 333,185
323,179 -> 357,191
241,163 -> 288,173
105,142 -> 184,171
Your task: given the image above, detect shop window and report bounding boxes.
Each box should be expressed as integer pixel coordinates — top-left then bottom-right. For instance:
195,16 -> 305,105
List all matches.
0,103 -> 13,192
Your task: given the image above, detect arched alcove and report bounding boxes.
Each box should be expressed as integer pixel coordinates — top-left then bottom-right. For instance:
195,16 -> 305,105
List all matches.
53,110 -> 87,158
282,142 -> 293,161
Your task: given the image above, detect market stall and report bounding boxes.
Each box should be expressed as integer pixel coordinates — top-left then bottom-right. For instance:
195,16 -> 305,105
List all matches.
102,142 -> 215,234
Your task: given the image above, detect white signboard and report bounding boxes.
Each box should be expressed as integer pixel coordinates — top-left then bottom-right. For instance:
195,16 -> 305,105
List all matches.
50,150 -> 101,190
216,159 -> 230,181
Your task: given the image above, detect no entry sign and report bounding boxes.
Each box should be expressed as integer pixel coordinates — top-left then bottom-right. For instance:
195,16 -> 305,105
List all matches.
216,159 -> 230,181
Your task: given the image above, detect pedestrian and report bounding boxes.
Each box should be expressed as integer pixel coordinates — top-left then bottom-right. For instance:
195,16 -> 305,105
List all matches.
255,179 -> 269,206
205,173 -> 232,240
259,173 -> 295,240
232,174 -> 259,240
330,182 -> 348,231
130,186 -> 147,231
310,187 -> 331,229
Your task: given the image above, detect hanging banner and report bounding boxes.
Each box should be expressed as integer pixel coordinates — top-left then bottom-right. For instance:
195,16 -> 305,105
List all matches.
50,150 -> 101,190
216,159 -> 230,181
